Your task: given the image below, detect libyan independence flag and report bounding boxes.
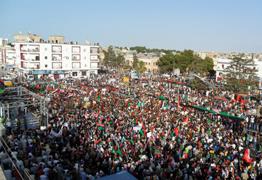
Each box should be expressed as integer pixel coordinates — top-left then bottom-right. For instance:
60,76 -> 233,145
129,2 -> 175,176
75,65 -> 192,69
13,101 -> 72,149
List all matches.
97,123 -> 105,130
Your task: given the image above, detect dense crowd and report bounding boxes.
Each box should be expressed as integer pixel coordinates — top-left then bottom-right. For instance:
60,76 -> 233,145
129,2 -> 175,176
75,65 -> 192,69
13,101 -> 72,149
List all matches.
1,74 -> 262,180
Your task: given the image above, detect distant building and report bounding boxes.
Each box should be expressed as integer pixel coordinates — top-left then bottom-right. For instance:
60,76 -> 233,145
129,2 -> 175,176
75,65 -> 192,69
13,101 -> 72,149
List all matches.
137,53 -> 159,73
1,33 -> 101,79
48,35 -> 64,44
196,52 -> 218,59
0,39 -> 16,66
5,45 -> 16,65
14,41 -> 100,79
124,52 -> 159,73
0,38 -> 8,47
14,33 -> 43,43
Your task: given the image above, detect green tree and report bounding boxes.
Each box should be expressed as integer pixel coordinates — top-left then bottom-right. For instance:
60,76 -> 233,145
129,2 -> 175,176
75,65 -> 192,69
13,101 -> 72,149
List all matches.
132,53 -> 139,70
115,54 -> 125,69
157,50 -> 214,75
132,53 -> 146,73
157,53 -> 176,73
136,61 -> 147,73
189,57 -> 214,75
103,46 -> 116,68
130,46 -> 147,53
173,50 -> 194,73
225,55 -> 257,92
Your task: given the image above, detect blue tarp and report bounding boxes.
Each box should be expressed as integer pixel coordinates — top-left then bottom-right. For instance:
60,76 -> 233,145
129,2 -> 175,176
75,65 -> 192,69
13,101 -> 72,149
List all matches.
98,171 -> 137,180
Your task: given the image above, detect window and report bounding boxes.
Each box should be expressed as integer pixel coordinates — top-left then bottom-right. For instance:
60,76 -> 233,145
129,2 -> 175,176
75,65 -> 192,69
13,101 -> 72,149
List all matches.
72,72 -> 78,76
72,46 -> 80,54
52,62 -> 62,69
52,54 -> 62,61
90,47 -> 98,54
72,62 -> 81,69
90,63 -> 97,68
72,54 -> 80,61
45,56 -> 47,60
21,53 -> 25,60
82,71 -> 86,76
52,45 -> 62,53
90,55 -> 97,60
35,56 -> 40,61
45,65 -> 48,68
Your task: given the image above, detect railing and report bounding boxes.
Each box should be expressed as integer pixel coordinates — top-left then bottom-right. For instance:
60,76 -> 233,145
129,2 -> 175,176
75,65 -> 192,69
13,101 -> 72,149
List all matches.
0,137 -> 33,180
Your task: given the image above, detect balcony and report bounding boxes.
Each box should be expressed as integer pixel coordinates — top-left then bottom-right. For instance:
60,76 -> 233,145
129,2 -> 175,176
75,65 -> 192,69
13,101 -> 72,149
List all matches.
52,55 -> 62,61
20,45 -> 40,52
72,55 -> 80,61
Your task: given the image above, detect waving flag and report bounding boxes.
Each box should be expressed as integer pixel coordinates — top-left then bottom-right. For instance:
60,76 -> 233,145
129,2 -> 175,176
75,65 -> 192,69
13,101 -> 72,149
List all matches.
243,148 -> 253,164
183,116 -> 189,123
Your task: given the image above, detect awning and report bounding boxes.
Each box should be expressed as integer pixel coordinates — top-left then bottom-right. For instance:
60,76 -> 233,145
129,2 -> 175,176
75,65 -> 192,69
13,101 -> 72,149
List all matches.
191,105 -> 216,114
219,112 -> 245,120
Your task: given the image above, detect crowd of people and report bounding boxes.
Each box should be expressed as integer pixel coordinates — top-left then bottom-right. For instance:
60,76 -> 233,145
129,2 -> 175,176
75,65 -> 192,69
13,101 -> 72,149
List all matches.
1,74 -> 262,179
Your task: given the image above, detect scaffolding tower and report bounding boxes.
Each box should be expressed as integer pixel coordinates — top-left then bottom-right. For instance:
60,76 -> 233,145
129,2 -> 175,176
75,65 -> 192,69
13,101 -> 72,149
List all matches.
0,86 -> 49,129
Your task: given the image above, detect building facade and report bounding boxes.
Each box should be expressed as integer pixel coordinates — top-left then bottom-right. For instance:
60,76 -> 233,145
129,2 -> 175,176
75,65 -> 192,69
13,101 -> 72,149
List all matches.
14,33 -> 43,43
124,52 -> 159,73
0,41 -> 16,66
14,42 -> 100,79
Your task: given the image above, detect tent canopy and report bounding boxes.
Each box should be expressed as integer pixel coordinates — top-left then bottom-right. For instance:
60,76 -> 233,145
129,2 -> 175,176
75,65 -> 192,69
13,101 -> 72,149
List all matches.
191,105 -> 244,120
191,105 -> 216,114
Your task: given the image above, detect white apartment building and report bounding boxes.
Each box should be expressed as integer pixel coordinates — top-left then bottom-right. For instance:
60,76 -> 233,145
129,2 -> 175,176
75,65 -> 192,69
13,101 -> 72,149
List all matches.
0,46 -> 16,66
13,42 -> 100,79
214,58 -> 262,81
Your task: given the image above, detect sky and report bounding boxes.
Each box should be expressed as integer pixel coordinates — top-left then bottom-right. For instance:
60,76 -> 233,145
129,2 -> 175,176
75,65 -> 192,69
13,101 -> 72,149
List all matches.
0,0 -> 261,52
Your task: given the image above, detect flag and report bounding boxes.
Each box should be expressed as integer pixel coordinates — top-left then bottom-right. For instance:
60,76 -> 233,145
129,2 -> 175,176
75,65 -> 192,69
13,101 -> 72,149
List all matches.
0,88 -> 4,94
243,149 -> 253,164
95,139 -> 102,145
116,148 -> 122,156
97,95 -> 101,102
174,127 -> 179,136
183,116 -> 189,123
182,152 -> 189,159
35,84 -> 41,90
98,127 -> 104,131
129,139 -> 134,145
236,95 -> 241,102
139,129 -> 144,136
97,123 -> 105,130
177,96 -> 181,108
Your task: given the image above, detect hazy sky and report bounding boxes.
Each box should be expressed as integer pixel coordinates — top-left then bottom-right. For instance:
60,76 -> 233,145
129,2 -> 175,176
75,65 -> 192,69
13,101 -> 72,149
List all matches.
1,0 -> 261,52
